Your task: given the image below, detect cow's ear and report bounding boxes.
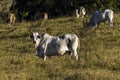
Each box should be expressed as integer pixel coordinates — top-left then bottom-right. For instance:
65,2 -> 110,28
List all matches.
37,35 -> 40,38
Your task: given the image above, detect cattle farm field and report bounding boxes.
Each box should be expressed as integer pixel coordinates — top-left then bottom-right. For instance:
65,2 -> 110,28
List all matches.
0,13 -> 120,80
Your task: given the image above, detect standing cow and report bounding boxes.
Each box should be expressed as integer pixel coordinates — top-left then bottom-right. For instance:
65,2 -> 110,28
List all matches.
88,9 -> 113,27
44,12 -> 48,20
30,32 -> 80,61
8,12 -> 16,25
75,9 -> 80,18
75,6 -> 86,18
79,6 -> 86,18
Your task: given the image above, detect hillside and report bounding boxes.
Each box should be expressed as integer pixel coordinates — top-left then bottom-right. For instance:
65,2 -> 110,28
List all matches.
0,14 -> 120,80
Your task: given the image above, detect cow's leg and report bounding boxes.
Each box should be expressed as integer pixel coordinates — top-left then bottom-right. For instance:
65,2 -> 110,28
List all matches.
110,23 -> 113,27
10,17 -> 12,25
43,42 -> 48,61
74,50 -> 78,61
81,14 -> 84,18
69,52 -> 72,60
95,23 -> 98,27
71,50 -> 78,61
43,55 -> 47,61
93,20 -> 98,27
13,20 -> 15,25
109,20 -> 113,27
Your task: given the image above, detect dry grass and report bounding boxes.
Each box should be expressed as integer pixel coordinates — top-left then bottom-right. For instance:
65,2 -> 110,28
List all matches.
0,13 -> 120,80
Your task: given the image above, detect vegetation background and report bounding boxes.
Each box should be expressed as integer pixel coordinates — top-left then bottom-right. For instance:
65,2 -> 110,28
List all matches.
0,0 -> 120,22
0,0 -> 120,80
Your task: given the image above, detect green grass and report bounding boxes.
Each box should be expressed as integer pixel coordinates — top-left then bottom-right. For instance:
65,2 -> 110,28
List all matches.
0,14 -> 120,80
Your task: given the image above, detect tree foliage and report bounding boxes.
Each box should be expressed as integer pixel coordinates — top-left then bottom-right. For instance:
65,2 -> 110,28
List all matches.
0,0 -> 120,21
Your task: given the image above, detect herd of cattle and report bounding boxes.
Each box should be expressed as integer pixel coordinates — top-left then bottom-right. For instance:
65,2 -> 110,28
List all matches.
9,7 -> 114,27
76,7 -> 114,27
28,7 -> 114,61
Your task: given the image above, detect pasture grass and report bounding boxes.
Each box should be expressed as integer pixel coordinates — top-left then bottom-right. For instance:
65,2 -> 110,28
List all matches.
0,13 -> 120,80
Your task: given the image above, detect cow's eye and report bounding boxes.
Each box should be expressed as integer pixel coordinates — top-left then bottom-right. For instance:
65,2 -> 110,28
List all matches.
30,35 -> 33,38
37,36 -> 40,38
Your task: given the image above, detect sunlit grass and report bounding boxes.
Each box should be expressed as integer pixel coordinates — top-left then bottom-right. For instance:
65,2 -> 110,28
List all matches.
0,14 -> 120,80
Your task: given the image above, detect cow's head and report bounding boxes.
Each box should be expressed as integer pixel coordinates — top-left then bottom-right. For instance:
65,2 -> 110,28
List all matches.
30,32 -> 40,48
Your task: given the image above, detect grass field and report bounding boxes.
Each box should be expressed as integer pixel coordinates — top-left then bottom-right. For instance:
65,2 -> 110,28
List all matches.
0,13 -> 120,80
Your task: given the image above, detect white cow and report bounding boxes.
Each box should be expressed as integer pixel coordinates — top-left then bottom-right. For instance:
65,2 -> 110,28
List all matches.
76,9 -> 80,18
30,32 -> 79,61
88,9 -> 113,27
79,7 -> 86,18
75,7 -> 86,18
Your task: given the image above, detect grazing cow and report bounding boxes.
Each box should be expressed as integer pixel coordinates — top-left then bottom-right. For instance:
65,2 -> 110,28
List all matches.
75,7 -> 86,18
30,32 -> 79,61
88,9 -> 113,27
8,12 -> 16,25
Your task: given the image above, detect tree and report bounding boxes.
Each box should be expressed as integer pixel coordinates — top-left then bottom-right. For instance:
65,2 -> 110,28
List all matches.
0,0 -> 119,21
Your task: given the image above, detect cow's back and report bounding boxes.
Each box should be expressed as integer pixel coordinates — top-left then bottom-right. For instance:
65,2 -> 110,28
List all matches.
88,11 -> 100,27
